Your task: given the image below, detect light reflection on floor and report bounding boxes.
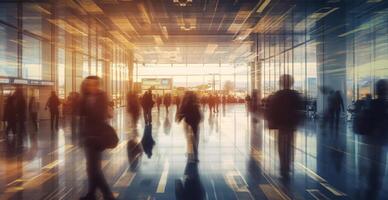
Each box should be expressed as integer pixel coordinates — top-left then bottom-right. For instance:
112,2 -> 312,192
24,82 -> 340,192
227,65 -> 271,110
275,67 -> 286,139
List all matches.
0,104 -> 386,200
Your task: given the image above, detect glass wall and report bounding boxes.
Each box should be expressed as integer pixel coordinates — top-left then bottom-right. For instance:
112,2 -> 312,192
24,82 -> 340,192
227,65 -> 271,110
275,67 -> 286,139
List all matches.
136,63 -> 250,96
0,24 -> 18,77
259,34 -> 318,99
0,1 -> 133,107
346,6 -> 388,101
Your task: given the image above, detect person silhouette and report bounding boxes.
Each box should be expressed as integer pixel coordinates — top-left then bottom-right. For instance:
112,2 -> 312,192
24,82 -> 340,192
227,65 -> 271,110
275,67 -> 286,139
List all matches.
156,94 -> 162,113
360,79 -> 388,200
3,94 -> 16,138
29,96 -> 39,131
265,74 -> 303,179
163,93 -> 172,114
176,91 -> 203,162
326,90 -> 344,132
141,90 -> 154,125
46,91 -> 61,131
127,91 -> 141,129
79,76 -> 116,200
13,87 -> 26,136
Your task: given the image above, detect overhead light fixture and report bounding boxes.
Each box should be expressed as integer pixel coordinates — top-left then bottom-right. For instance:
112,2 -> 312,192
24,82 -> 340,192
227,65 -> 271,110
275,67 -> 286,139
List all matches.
256,0 -> 271,13
173,0 -> 193,7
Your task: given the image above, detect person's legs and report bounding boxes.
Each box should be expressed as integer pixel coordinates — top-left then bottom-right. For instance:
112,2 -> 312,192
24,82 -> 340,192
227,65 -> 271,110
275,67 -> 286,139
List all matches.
278,129 -> 294,178
85,147 -> 98,198
54,112 -> 59,129
71,115 -> 76,133
84,147 -> 115,200
147,108 -> 152,124
31,113 -> 38,131
50,112 -> 54,130
5,121 -> 11,137
335,110 -> 340,131
191,124 -> 199,161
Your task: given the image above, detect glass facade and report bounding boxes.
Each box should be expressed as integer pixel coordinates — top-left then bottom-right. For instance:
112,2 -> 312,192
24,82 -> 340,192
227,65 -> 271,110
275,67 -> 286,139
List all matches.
136,63 -> 250,95
252,1 -> 388,112
253,3 -> 319,101
346,5 -> 388,101
0,1 -> 133,106
0,24 -> 17,77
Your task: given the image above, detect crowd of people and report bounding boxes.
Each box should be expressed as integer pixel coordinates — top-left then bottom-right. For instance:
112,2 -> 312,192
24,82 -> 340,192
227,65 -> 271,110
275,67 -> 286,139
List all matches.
2,73 -> 387,200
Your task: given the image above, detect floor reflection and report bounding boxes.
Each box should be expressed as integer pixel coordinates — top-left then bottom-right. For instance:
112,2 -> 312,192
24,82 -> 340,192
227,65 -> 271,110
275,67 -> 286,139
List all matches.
0,104 -> 387,199
175,162 -> 205,200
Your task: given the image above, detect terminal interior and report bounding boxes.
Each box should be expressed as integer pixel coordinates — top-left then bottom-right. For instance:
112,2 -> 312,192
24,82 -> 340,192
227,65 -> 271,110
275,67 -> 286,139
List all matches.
0,0 -> 388,199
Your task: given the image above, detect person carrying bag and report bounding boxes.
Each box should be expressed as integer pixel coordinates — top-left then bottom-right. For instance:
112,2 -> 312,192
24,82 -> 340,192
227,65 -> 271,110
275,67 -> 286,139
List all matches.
79,76 -> 117,200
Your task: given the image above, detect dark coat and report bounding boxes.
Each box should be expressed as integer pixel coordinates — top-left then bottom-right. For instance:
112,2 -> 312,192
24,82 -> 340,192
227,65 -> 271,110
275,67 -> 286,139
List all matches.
266,89 -> 303,130
80,91 -> 109,130
3,96 -> 16,122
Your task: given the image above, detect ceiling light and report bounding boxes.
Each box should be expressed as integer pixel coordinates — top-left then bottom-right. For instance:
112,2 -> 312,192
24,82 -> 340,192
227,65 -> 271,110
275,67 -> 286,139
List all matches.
173,0 -> 193,7
256,0 -> 271,13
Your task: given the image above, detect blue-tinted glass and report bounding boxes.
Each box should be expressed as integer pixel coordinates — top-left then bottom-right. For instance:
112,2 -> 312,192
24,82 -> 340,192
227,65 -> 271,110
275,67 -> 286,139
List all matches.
0,24 -> 18,77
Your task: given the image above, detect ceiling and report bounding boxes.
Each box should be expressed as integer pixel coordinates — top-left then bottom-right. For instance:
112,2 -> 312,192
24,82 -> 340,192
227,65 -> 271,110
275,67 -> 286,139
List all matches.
54,0 -> 351,64
73,0 -> 268,64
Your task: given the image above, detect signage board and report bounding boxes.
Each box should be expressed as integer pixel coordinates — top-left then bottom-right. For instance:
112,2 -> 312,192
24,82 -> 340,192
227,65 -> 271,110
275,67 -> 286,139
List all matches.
0,78 -> 54,86
141,78 -> 173,90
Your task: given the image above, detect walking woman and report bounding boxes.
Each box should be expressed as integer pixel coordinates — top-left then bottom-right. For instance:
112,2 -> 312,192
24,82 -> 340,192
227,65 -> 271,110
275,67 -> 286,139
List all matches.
176,91 -> 203,162
79,76 -> 116,200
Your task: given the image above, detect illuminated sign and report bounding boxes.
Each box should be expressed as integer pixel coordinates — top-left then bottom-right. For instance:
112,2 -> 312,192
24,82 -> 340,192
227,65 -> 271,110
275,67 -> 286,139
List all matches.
0,78 -> 10,84
0,78 -> 54,86
141,78 -> 173,90
13,79 -> 29,84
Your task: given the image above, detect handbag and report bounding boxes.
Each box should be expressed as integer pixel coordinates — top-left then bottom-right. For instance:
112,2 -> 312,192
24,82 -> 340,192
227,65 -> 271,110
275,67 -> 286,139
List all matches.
85,122 -> 119,150
100,123 -> 119,149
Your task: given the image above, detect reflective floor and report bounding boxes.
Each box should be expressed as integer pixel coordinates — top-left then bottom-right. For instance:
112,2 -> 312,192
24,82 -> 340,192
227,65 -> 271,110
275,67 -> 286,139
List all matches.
0,104 -> 387,200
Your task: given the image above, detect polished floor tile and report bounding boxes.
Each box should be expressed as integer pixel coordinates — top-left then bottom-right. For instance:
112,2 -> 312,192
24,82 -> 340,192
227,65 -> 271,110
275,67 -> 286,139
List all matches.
0,104 -> 386,200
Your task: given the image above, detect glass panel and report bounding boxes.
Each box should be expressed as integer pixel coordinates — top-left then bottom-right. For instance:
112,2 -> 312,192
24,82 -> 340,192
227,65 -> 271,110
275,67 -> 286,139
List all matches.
0,24 -> 18,77
58,48 -> 65,99
23,3 -> 51,39
0,3 -> 17,25
22,35 -> 42,80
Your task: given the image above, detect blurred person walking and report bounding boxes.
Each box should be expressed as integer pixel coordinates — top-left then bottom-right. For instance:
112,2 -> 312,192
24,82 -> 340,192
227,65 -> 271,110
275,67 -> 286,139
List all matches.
214,94 -> 220,113
176,91 -> 203,162
79,76 -> 117,200
127,91 -> 141,129
353,79 -> 388,200
208,94 -> 215,113
265,74 -> 303,179
327,90 -> 344,131
69,92 -> 81,134
200,95 -> 207,111
46,91 -> 61,131
141,90 -> 154,125
156,94 -> 162,113
28,96 -> 39,131
163,93 -> 172,114
14,87 -> 27,135
222,95 -> 226,113
3,95 -> 16,137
